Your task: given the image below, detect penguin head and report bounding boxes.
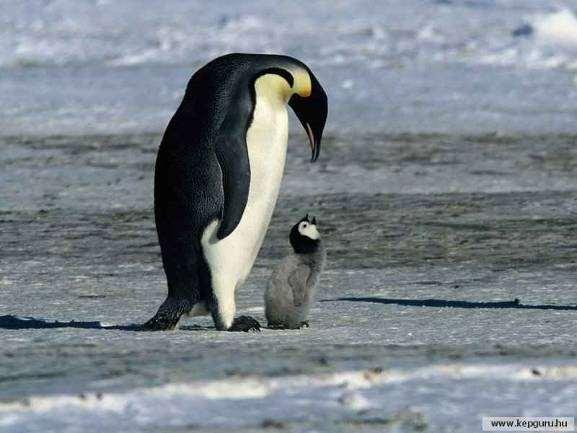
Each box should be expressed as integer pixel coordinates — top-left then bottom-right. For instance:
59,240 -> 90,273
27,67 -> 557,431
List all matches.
287,68 -> 328,162
290,214 -> 321,254
186,53 -> 327,162
237,54 -> 328,162
253,57 -> 327,162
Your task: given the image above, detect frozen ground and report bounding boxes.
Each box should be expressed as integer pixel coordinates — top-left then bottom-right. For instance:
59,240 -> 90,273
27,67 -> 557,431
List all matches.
3,1 -> 577,432
1,133 -> 577,432
4,1 -> 577,135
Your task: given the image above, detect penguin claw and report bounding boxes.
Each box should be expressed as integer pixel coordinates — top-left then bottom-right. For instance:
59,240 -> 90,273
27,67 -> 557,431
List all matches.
266,321 -> 309,330
267,322 -> 286,330
228,315 -> 261,332
139,315 -> 180,331
140,297 -> 191,331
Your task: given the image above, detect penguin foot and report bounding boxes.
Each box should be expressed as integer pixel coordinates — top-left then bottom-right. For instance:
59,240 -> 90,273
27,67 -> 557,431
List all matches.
140,314 -> 180,331
140,298 -> 192,331
266,321 -> 309,330
267,322 -> 287,330
228,315 -> 261,332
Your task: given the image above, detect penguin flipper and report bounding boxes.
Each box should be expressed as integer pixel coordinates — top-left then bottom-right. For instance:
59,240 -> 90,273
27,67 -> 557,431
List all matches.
288,264 -> 312,307
214,131 -> 251,240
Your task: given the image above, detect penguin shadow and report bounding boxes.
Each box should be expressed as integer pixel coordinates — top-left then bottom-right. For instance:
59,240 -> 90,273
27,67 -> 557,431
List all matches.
323,297 -> 577,311
0,315 -> 210,331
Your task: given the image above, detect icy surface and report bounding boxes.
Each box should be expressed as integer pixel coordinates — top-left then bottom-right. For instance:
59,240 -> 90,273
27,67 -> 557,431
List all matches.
3,1 -> 577,135
2,365 -> 577,433
2,133 -> 577,432
3,1 -> 577,432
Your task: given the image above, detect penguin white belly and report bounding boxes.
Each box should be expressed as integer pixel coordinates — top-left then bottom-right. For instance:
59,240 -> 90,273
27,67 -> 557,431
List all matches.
201,90 -> 289,315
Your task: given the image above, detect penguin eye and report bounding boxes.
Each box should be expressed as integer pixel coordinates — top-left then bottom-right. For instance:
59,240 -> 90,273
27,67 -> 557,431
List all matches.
302,222 -> 308,229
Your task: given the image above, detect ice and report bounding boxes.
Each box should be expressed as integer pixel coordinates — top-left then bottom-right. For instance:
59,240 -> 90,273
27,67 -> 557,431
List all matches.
3,133 -> 577,431
533,9 -> 577,48
2,364 -> 577,432
2,2 -> 577,432
482,8 -> 577,69
3,1 -> 577,135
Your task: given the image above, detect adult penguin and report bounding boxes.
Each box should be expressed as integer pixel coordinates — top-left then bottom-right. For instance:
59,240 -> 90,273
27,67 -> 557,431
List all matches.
143,53 -> 328,331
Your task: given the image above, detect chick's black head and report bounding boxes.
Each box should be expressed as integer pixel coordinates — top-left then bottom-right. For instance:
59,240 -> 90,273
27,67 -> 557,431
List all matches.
290,214 -> 321,254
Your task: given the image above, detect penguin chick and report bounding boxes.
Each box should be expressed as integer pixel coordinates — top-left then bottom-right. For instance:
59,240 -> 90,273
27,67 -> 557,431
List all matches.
265,215 -> 326,329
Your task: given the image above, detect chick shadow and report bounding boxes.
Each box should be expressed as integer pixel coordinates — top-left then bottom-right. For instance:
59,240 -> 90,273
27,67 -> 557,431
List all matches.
0,315 -> 208,331
325,297 -> 577,311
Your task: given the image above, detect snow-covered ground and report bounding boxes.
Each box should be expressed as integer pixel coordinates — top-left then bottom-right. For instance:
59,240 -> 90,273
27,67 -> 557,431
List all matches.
3,0 -> 577,136
3,364 -> 577,433
2,133 -> 577,432
2,1 -> 577,432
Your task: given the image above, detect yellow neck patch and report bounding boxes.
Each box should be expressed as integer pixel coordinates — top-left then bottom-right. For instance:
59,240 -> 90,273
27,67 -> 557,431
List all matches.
290,68 -> 312,98
254,67 -> 312,104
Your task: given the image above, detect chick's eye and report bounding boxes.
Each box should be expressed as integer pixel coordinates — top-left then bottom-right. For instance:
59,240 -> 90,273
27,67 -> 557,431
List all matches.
302,223 -> 308,228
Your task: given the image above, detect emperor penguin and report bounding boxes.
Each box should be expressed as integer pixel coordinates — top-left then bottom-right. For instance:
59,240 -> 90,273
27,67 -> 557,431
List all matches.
265,215 -> 326,329
142,53 -> 328,332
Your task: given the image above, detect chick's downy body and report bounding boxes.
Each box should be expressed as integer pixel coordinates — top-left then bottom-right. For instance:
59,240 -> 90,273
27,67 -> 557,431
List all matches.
265,215 -> 326,329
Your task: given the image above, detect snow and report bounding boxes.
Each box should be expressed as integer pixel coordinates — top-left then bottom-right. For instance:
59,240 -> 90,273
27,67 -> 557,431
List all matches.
2,2 -> 577,432
533,9 -> 577,48
2,133 -> 577,431
3,1 -> 577,135
2,364 -> 577,432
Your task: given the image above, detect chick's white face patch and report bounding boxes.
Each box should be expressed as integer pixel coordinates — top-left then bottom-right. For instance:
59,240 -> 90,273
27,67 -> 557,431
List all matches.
298,221 -> 320,240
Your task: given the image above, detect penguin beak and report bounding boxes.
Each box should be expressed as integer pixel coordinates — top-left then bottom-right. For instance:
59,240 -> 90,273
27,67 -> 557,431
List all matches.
289,73 -> 327,162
